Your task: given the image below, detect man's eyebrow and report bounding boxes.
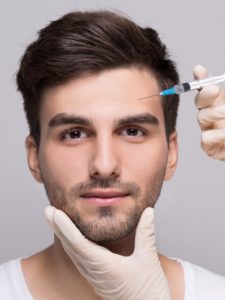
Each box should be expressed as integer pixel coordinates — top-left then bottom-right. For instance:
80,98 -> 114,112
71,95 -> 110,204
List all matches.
48,113 -> 92,127
48,112 -> 159,129
114,113 -> 159,127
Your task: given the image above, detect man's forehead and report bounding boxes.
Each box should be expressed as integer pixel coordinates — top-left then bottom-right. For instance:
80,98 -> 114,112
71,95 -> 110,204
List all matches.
42,67 -> 160,101
41,67 -> 163,123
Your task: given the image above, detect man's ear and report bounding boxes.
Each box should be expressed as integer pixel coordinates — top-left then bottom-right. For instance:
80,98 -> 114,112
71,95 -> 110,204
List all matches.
164,131 -> 178,181
25,135 -> 43,183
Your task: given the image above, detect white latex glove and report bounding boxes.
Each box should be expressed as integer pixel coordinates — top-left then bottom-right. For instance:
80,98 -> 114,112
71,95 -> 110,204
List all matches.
194,65 -> 225,161
45,206 -> 171,300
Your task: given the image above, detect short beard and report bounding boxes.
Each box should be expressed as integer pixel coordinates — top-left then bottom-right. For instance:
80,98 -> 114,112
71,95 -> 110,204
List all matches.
43,169 -> 165,242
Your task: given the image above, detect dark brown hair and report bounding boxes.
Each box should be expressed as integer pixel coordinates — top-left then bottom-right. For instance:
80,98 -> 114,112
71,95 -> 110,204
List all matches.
16,10 -> 179,146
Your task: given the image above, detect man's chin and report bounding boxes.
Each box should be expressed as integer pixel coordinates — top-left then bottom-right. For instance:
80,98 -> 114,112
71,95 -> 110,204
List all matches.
63,204 -> 142,242
70,214 -> 138,243
73,221 -> 131,242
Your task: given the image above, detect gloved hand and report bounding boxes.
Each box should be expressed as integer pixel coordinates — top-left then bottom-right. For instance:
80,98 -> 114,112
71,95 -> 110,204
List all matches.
194,65 -> 225,161
45,206 -> 171,300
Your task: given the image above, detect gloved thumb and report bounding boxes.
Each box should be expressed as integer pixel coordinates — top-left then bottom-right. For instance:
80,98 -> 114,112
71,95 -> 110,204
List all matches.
134,207 -> 156,255
193,65 -> 220,108
193,64 -> 208,80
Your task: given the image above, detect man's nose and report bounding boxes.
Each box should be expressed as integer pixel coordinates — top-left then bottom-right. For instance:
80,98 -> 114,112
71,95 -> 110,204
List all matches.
89,135 -> 121,179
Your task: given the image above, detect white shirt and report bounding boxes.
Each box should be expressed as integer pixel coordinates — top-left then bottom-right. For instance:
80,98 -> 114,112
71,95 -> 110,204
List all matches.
0,257 -> 225,299
175,258 -> 225,299
0,258 -> 32,300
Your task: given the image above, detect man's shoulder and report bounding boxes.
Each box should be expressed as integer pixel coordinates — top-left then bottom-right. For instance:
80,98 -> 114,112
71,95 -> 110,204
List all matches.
0,259 -> 19,298
0,258 -> 32,300
179,259 -> 225,299
191,262 -> 225,291
0,259 -> 18,282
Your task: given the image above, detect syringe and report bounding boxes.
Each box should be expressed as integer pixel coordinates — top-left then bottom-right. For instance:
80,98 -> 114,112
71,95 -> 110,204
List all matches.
138,73 -> 225,99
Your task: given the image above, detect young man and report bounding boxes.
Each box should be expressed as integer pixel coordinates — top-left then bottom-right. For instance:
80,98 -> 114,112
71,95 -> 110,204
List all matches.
1,11 -> 225,300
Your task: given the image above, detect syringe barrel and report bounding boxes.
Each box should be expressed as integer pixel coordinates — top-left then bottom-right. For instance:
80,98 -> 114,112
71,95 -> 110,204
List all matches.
174,82 -> 191,94
189,74 -> 225,90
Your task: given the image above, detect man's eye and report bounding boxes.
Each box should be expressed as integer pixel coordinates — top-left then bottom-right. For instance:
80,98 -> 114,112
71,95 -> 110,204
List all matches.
121,127 -> 146,137
62,129 -> 88,140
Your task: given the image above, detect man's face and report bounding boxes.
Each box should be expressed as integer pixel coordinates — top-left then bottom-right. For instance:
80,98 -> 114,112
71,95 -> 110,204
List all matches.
27,67 -> 177,242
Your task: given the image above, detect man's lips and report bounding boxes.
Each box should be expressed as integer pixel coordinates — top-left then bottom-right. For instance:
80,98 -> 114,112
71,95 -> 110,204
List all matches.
80,189 -> 130,206
81,189 -> 129,198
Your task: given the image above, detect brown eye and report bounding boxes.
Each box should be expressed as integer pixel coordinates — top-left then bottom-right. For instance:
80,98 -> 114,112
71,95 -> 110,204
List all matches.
121,128 -> 146,137
63,129 -> 88,140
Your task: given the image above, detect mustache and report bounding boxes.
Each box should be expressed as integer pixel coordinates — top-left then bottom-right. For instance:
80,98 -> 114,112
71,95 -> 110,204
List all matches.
68,177 -> 141,198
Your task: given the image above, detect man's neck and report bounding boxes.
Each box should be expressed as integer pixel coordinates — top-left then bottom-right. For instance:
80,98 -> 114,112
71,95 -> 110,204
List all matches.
21,236 -> 184,300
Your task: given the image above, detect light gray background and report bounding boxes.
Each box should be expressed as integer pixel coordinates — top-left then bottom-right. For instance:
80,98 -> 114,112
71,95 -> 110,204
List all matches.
1,0 -> 225,275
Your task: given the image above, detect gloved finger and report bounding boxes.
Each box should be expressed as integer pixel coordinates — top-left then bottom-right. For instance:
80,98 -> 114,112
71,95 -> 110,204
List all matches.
45,206 -> 68,243
45,205 -> 55,227
134,207 -> 156,256
65,246 -> 110,289
65,247 -> 94,278
198,105 -> 225,130
201,129 -> 225,154
53,208 -> 113,261
195,85 -> 220,109
202,145 -> 225,161
45,206 -> 80,262
193,65 -> 208,81
51,226 -> 109,282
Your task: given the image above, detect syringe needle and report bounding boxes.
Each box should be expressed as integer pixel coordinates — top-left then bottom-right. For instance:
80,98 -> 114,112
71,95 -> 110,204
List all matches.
137,94 -> 160,100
